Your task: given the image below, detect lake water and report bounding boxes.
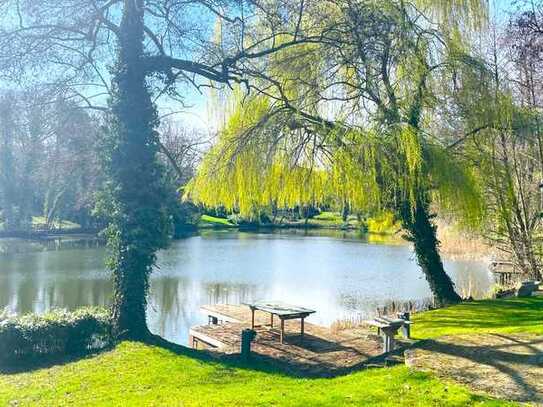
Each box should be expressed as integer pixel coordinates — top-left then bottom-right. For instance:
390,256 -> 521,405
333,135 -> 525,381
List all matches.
0,230 -> 493,345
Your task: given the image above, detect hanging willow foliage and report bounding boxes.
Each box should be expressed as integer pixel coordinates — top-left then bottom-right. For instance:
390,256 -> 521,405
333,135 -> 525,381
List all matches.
415,0 -> 488,29
186,96 -> 333,218
188,0 -> 487,226
186,91 -> 483,227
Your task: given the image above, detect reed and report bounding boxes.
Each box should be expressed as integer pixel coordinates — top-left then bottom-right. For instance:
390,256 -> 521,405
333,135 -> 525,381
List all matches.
436,219 -> 494,261
331,298 -> 433,332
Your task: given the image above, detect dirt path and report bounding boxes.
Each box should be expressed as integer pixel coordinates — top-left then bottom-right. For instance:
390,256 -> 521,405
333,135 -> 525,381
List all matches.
405,333 -> 543,404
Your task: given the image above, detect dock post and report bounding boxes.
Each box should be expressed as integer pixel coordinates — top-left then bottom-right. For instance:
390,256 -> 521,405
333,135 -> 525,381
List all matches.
241,329 -> 257,361
188,334 -> 196,349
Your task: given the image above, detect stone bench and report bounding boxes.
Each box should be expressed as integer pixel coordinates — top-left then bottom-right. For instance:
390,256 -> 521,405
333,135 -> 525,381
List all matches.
366,315 -> 412,353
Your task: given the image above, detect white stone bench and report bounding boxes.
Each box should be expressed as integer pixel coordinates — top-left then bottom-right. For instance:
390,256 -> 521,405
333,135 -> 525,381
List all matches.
366,316 -> 412,353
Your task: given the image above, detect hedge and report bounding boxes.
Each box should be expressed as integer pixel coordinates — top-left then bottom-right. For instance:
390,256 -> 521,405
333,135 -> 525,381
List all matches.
0,307 -> 112,363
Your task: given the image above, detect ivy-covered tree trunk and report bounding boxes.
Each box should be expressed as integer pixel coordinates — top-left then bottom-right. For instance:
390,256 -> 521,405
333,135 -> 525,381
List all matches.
400,195 -> 462,307
106,0 -> 168,340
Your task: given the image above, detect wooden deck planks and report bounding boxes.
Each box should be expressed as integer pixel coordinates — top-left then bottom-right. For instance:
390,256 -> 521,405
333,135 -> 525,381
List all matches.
191,304 -> 391,376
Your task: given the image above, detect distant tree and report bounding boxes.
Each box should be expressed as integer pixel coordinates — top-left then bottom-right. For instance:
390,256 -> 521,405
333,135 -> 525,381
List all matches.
159,119 -> 208,186
447,8 -> 543,280
0,93 -> 20,231
159,120 -> 208,234
0,89 -> 101,233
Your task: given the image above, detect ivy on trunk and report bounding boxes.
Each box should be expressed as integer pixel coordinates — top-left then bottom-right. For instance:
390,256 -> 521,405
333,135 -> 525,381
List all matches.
103,0 -> 168,340
400,195 -> 462,307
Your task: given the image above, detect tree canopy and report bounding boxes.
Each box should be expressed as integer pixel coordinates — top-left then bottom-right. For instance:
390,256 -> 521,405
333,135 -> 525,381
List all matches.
187,0 -> 490,305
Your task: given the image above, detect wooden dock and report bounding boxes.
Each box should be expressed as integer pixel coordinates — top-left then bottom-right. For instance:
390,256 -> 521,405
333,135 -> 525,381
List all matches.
190,304 -> 405,376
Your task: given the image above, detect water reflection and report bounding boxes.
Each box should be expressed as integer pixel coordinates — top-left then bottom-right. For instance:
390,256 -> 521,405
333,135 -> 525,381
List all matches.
0,231 -> 492,345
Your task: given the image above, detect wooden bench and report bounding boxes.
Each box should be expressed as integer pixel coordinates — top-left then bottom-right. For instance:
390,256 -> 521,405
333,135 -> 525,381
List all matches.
367,316 -> 412,353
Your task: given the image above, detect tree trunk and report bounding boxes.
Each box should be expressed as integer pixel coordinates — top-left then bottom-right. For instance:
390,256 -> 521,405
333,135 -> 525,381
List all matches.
0,96 -> 19,232
341,200 -> 349,222
107,0 -> 168,340
400,195 -> 462,307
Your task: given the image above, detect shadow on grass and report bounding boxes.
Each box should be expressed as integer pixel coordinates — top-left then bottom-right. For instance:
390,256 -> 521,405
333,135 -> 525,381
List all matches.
143,333 -> 402,379
409,333 -> 543,403
0,332 -> 399,379
0,345 -> 115,375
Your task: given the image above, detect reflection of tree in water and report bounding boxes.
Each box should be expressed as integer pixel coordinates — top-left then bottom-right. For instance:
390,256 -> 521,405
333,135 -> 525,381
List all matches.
0,239 -> 45,255
205,282 -> 258,305
0,236 -> 104,256
0,274 -> 111,314
148,276 -> 189,338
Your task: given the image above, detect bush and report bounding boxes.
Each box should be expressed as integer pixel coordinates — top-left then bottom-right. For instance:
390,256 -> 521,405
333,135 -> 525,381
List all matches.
366,212 -> 400,234
0,307 -> 112,363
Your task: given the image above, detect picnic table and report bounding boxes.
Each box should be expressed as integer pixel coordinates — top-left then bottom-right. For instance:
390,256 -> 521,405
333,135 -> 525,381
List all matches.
244,301 -> 316,344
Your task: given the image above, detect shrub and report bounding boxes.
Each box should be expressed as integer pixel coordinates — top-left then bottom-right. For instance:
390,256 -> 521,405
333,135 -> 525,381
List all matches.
0,307 -> 112,363
366,212 -> 400,234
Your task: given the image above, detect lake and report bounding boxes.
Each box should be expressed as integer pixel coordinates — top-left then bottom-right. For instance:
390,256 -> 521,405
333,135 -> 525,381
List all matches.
0,230 -> 492,345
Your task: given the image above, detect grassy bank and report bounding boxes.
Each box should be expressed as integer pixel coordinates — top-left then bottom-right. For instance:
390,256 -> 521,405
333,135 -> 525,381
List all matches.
197,211 -> 401,233
198,214 -> 237,228
31,216 -> 81,231
411,297 -> 543,338
2,297 -> 540,406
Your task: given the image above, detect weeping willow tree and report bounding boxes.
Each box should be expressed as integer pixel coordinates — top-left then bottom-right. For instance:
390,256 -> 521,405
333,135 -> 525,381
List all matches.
188,0 -> 487,306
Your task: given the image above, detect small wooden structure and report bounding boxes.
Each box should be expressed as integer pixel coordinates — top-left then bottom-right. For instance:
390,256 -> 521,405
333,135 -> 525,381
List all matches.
490,261 -> 525,286
240,328 -> 257,360
244,301 -> 316,344
190,304 -> 412,376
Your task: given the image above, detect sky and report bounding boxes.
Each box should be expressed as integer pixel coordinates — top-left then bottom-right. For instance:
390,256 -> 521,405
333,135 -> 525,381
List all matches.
177,0 -> 522,132
0,0 -> 525,133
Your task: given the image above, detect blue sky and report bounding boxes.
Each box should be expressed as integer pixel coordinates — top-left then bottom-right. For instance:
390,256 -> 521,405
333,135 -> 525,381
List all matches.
0,0 -> 523,133
179,0 -> 522,131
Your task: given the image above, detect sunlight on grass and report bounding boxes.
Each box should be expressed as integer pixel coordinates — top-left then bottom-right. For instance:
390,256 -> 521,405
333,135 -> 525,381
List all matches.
0,298 -> 537,405
412,297 -> 543,339
31,216 -> 80,230
199,215 -> 236,228
0,342 -> 511,406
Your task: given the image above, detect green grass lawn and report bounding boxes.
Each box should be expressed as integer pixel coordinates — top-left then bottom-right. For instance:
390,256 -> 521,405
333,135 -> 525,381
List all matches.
412,297 -> 543,339
1,297 -> 540,406
198,214 -> 236,228
0,344 -> 510,407
310,211 -> 358,227
31,216 -> 81,231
